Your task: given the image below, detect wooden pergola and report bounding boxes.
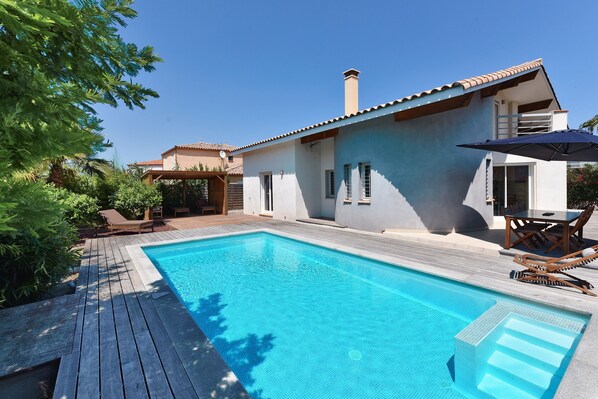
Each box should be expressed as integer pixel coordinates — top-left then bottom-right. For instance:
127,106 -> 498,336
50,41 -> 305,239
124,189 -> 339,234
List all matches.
142,170 -> 228,218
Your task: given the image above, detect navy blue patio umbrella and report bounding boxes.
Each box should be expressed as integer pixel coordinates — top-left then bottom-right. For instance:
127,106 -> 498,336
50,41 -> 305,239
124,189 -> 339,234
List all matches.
458,129 -> 598,161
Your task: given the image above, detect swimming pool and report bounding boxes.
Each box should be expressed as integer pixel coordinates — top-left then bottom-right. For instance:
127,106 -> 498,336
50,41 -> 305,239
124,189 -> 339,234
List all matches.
142,231 -> 587,399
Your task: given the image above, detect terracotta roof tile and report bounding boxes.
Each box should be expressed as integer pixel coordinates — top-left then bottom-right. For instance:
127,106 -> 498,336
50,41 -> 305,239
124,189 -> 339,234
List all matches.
172,142 -> 237,151
456,59 -> 542,89
132,159 -> 162,166
235,59 -> 544,152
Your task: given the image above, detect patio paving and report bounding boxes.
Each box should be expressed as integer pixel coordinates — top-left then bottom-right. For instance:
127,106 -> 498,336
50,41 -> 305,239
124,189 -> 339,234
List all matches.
162,212 -> 260,230
385,213 -> 598,257
50,216 -> 598,398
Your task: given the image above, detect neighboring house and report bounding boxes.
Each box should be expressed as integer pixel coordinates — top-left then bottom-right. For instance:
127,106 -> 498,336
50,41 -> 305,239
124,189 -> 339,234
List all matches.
161,142 -> 243,184
129,159 -> 163,171
233,59 -> 567,233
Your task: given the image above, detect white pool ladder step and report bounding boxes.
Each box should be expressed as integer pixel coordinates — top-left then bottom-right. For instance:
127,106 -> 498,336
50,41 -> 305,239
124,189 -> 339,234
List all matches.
495,333 -> 565,372
477,372 -> 537,399
484,350 -> 554,397
503,317 -> 577,353
454,301 -> 585,399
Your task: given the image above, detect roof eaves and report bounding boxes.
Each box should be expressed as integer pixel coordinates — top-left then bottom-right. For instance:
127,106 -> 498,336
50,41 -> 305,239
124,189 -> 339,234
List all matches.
232,86 -> 464,155
538,64 -> 562,111
160,146 -> 177,157
232,59 -> 546,155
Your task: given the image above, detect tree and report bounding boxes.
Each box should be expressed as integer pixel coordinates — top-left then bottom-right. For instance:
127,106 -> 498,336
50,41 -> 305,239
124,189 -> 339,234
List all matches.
47,136 -> 114,187
0,0 -> 161,175
0,0 -> 161,306
581,115 -> 598,133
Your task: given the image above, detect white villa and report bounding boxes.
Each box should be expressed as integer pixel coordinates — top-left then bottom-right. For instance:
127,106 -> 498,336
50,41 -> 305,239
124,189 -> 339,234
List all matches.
232,59 -> 568,233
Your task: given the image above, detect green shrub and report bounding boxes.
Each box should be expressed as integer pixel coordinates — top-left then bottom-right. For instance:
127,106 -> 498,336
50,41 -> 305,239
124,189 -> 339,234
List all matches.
112,180 -> 162,219
55,189 -> 101,227
157,180 -> 184,209
0,180 -> 79,307
567,165 -> 598,209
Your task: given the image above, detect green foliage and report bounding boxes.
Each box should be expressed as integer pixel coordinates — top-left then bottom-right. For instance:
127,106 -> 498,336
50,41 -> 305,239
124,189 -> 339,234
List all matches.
112,180 -> 162,219
157,179 -> 207,211
0,0 -> 161,175
567,164 -> 598,208
0,0 -> 160,307
62,172 -> 99,197
0,179 -> 79,307
156,181 -> 184,209
581,115 -> 598,133
54,189 -> 101,227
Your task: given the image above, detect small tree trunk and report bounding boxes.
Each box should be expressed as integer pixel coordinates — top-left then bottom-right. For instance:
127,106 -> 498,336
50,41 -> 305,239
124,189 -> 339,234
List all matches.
47,159 -> 64,187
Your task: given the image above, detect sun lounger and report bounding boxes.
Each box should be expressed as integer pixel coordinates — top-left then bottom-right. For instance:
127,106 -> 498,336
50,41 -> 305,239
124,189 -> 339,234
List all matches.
99,209 -> 154,234
512,246 -> 597,296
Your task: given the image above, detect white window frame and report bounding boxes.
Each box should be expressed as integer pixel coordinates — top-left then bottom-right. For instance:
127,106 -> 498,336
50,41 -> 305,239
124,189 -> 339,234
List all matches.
325,170 -> 335,199
343,164 -> 352,201
261,172 -> 273,213
358,162 -> 371,202
485,158 -> 492,202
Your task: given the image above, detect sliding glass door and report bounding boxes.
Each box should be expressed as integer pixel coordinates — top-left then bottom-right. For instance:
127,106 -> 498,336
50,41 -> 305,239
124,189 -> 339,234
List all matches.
493,165 -> 530,216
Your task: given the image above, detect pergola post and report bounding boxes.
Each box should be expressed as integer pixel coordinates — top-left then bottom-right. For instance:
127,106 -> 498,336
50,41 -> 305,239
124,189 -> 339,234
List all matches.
182,179 -> 187,207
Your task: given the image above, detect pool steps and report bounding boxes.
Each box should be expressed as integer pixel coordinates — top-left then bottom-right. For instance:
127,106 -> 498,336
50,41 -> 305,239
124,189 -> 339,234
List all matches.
454,302 -> 584,399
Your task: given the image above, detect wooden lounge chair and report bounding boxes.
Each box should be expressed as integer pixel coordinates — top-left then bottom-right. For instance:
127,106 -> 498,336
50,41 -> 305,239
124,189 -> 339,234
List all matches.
543,206 -> 594,253
512,246 -> 597,296
99,209 -> 154,234
195,199 -> 216,215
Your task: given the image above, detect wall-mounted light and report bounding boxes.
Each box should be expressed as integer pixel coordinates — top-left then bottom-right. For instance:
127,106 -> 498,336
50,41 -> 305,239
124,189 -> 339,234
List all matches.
280,170 -> 284,177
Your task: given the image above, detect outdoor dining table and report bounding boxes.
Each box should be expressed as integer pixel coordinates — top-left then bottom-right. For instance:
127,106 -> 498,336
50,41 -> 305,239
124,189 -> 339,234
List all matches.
505,209 -> 583,254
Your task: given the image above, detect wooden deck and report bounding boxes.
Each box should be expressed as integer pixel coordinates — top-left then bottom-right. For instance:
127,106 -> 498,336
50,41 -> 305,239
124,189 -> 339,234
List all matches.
53,219 -> 598,398
0,294 -> 78,378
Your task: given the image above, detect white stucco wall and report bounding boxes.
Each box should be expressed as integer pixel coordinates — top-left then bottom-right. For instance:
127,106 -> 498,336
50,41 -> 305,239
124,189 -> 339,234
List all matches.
320,139 -> 335,218
241,92 -> 566,232
294,140 -> 321,219
335,92 -> 494,232
163,153 -> 176,170
493,153 -> 567,211
242,141 -> 297,220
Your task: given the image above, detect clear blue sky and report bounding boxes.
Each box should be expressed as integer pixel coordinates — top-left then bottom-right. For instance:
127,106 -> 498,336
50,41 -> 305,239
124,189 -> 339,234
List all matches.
96,0 -> 598,165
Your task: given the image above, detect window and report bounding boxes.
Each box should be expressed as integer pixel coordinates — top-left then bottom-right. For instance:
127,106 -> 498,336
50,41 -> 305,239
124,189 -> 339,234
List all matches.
485,159 -> 491,201
359,162 -> 371,201
343,164 -> 352,201
325,170 -> 335,198
228,155 -> 234,162
494,101 -> 500,139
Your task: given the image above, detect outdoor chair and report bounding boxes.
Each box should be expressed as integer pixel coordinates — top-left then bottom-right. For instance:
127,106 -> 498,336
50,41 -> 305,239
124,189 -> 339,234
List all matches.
152,206 -> 163,220
99,209 -> 154,234
543,206 -> 594,253
505,215 -> 547,250
195,198 -> 216,215
512,246 -> 597,296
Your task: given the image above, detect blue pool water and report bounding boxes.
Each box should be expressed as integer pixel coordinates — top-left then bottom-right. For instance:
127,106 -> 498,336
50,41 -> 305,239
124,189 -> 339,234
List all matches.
143,232 -> 587,399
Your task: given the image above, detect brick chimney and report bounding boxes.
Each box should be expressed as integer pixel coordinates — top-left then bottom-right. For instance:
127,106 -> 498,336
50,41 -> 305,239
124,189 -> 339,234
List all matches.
343,68 -> 360,115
